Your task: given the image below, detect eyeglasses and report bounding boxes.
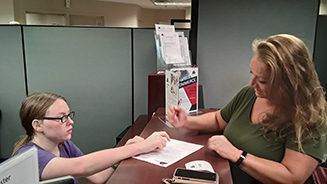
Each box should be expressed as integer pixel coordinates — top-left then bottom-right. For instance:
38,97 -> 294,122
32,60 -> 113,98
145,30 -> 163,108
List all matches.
43,111 -> 75,123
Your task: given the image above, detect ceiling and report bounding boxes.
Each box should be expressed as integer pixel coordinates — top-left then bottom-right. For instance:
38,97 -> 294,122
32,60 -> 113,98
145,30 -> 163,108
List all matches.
96,0 -> 191,10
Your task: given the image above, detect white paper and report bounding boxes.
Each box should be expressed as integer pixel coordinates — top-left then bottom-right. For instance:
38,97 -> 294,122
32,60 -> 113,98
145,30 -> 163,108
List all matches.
160,32 -> 184,64
177,31 -> 185,37
179,37 -> 191,65
155,24 -> 175,35
133,139 -> 203,168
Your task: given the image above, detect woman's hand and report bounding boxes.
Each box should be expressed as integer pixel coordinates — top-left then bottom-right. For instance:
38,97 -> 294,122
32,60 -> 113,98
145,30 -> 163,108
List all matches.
208,135 -> 241,163
167,105 -> 188,127
141,131 -> 171,153
125,135 -> 145,146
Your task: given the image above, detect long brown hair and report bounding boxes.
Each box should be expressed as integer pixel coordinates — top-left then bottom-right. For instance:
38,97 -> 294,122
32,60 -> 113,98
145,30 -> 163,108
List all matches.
252,34 -> 327,151
12,93 -> 66,156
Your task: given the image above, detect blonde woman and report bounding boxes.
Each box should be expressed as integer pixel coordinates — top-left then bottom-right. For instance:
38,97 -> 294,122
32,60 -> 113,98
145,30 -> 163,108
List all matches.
168,34 -> 327,184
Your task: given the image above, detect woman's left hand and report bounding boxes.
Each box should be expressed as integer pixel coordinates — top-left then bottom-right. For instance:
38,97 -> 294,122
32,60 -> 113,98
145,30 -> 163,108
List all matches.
208,135 -> 241,163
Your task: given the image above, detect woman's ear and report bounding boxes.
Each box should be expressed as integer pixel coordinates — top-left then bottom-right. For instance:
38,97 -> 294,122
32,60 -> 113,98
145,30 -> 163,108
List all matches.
32,119 -> 43,132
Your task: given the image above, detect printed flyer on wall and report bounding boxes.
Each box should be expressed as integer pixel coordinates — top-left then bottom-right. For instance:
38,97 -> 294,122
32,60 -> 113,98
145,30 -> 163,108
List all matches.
171,67 -> 198,114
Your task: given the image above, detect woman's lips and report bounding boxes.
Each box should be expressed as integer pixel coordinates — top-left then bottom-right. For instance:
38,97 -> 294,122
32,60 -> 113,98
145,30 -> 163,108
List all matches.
255,88 -> 262,94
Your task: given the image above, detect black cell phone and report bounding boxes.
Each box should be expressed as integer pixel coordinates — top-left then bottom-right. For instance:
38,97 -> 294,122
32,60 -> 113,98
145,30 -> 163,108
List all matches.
173,168 -> 218,183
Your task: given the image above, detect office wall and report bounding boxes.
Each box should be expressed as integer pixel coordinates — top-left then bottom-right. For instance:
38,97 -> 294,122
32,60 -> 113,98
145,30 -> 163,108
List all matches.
140,9 -> 187,28
13,0 -> 139,26
320,0 -> 327,14
10,0 -> 186,27
197,0 -> 319,109
0,0 -> 14,24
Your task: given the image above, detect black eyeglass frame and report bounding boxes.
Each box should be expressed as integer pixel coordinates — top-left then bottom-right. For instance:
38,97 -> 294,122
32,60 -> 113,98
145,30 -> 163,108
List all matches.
43,111 -> 75,123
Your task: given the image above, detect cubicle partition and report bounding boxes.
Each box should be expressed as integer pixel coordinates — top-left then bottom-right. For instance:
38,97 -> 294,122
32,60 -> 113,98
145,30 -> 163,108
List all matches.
0,25 -> 189,159
0,26 -> 27,159
314,15 -> 327,92
133,29 -> 157,122
23,26 -> 133,156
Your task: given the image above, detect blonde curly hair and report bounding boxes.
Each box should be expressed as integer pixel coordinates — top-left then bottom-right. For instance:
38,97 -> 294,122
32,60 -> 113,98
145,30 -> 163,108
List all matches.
252,34 -> 327,152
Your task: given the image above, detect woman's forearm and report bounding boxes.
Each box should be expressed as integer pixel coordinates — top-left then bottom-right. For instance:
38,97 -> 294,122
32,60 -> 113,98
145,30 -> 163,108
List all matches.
186,111 -> 221,132
238,151 -> 317,184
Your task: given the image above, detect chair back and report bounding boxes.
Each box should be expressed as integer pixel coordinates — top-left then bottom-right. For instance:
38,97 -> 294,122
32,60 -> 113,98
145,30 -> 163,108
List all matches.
39,175 -> 75,184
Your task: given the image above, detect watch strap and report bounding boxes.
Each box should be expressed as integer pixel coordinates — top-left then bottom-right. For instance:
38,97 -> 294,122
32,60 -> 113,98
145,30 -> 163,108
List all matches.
234,150 -> 247,167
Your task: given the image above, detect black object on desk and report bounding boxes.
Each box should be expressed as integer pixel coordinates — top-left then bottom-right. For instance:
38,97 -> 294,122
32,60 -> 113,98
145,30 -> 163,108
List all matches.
115,126 -> 131,145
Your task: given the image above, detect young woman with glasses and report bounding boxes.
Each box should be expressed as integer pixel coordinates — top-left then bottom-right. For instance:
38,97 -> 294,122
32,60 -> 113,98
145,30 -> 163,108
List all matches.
12,93 -> 170,184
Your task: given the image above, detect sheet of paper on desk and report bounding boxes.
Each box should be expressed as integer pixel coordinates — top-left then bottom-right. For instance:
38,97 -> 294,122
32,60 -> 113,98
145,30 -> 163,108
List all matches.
132,139 -> 203,168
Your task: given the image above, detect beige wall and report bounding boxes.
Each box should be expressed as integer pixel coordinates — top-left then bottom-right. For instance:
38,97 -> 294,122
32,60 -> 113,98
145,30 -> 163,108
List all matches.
185,7 -> 191,19
140,8 -> 186,27
0,0 -> 15,24
9,0 -> 186,27
320,0 -> 327,14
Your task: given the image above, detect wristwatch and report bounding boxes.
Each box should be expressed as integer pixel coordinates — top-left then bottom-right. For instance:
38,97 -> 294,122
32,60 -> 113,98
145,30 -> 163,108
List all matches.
234,150 -> 247,167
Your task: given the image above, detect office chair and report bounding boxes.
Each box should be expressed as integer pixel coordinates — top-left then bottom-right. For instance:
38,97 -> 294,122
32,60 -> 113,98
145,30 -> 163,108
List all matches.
39,175 -> 75,184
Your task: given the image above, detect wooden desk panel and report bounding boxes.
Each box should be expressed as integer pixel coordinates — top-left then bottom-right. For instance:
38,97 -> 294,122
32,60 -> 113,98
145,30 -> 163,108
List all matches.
108,108 -> 232,184
148,71 -> 165,120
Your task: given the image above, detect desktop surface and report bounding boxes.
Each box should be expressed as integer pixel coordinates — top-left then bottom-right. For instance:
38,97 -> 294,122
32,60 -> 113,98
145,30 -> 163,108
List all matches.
107,108 -> 232,184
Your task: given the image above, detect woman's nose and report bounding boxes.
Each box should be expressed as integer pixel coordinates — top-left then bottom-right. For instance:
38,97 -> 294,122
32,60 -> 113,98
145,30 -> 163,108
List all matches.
249,75 -> 255,86
67,117 -> 74,125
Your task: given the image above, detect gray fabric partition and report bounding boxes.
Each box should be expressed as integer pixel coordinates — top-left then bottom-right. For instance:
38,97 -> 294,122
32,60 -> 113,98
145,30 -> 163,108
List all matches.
23,26 -> 132,154
0,26 -> 189,158
314,15 -> 327,92
0,26 -> 27,158
197,0 -> 319,109
133,29 -> 157,121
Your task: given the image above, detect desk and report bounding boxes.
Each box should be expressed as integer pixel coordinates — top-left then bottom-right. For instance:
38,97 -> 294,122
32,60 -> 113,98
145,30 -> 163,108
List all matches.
108,108 -> 232,184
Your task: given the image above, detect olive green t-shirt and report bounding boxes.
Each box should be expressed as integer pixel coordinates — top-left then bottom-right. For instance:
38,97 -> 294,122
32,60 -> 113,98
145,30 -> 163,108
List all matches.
221,85 -> 326,163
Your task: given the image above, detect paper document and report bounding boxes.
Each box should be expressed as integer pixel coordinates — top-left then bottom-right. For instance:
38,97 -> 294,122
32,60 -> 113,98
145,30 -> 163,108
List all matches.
160,32 -> 184,64
155,24 -> 175,36
133,139 -> 203,168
